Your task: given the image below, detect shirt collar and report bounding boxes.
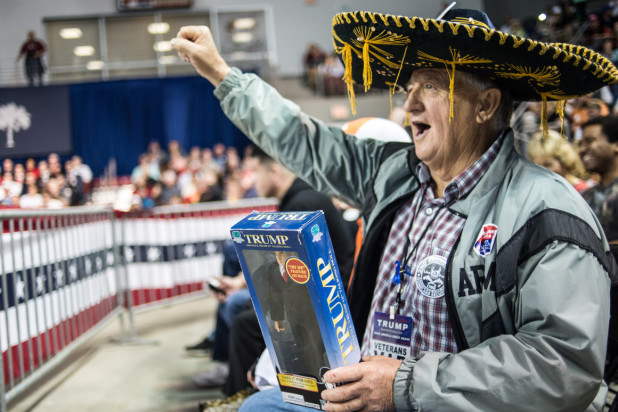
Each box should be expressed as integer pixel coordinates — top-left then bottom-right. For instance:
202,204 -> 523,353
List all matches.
415,130 -> 506,203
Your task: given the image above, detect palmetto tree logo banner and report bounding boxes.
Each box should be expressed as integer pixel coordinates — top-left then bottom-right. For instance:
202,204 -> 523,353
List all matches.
0,86 -> 71,157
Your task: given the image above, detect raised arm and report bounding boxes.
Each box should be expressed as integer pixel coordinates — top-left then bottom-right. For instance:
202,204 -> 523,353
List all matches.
171,26 -> 231,87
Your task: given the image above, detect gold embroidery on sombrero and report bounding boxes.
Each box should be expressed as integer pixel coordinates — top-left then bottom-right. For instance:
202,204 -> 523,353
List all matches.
432,20 -> 445,33
419,18 -> 430,31
463,24 -> 477,38
405,17 -> 416,29
334,24 -> 410,113
349,27 -> 410,68
391,16 -> 403,28
483,28 -> 494,41
495,65 -> 560,87
537,43 -> 550,56
512,37 -> 526,48
527,40 -> 538,52
379,14 -> 390,26
447,22 -> 460,35
450,16 -> 491,30
497,31 -> 509,45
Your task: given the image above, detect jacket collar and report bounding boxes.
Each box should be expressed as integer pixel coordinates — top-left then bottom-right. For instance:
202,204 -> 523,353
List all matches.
449,129 -> 517,216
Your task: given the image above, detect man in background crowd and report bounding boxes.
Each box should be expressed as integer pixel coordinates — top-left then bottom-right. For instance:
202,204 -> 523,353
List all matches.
16,30 -> 46,86
580,115 -> 618,258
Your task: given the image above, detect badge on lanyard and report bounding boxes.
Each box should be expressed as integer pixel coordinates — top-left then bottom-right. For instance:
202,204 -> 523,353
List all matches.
414,255 -> 447,298
370,311 -> 413,360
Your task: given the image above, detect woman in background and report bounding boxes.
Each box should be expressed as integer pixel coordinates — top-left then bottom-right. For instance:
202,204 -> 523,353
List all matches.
527,129 -> 592,193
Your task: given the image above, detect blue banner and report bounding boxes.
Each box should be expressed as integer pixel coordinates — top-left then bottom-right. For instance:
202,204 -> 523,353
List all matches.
0,86 -> 72,158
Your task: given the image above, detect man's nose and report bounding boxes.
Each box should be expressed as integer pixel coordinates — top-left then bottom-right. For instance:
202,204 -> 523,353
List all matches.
403,86 -> 422,112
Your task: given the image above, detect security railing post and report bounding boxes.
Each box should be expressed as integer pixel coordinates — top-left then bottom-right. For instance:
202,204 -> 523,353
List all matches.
35,217 -> 52,362
1,343 -> 6,412
121,214 -> 137,339
17,218 -> 35,380
110,213 -> 126,341
0,217 -> 14,390
8,219 -> 26,383
27,217 -> 44,373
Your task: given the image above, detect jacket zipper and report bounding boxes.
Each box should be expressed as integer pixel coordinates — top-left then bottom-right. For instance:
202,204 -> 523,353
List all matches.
445,236 -> 469,351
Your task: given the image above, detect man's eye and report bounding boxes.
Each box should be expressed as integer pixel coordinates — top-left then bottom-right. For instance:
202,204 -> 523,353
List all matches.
424,83 -> 434,90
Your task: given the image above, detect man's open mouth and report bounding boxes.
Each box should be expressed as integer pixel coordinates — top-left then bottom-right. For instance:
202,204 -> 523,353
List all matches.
412,122 -> 430,139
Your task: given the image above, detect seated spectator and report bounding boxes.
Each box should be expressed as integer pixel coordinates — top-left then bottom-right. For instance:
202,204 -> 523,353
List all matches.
19,184 -> 43,209
2,172 -> 23,199
527,129 -> 592,193
25,157 -> 38,179
46,177 -> 68,208
48,152 -> 63,178
13,163 -> 25,185
2,158 -> 13,176
198,169 -> 223,202
157,169 -> 181,206
224,147 -> 241,179
303,43 -> 325,90
37,160 -> 50,185
224,177 -> 244,203
168,140 -> 186,173
130,177 -> 156,211
42,188 -> 64,209
70,155 -> 93,193
147,141 -> 168,168
317,53 -> 345,96
131,153 -> 161,184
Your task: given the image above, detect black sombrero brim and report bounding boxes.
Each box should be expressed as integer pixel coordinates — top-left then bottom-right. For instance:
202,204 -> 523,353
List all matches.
332,11 -> 618,102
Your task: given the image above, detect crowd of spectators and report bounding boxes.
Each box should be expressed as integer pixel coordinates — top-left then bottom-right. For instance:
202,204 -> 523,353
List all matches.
129,140 -> 257,210
0,153 -> 91,209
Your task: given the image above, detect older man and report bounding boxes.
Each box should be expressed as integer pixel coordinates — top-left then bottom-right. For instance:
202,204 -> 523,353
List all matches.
173,8 -> 617,412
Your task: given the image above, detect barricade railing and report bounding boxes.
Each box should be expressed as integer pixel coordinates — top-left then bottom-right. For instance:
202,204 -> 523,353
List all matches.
1,198 -> 278,411
0,207 -> 120,412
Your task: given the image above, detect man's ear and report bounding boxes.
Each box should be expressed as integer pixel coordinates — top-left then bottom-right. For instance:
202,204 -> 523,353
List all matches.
476,88 -> 501,125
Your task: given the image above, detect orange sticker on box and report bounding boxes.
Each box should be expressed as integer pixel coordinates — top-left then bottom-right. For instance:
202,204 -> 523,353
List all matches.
277,373 -> 318,392
285,258 -> 310,284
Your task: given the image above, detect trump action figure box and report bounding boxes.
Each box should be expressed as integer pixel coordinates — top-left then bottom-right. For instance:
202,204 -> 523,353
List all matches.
230,210 -> 361,410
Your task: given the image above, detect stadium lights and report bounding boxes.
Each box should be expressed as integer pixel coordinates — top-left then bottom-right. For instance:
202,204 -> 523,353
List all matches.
154,41 -> 173,52
87,60 -> 105,70
74,45 -> 95,56
233,18 -> 256,30
538,13 -> 547,21
60,28 -> 83,39
159,55 -> 178,65
148,22 -> 170,34
232,32 -> 253,43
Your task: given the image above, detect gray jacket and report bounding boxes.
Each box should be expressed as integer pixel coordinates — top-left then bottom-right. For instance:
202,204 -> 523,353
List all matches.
215,68 -> 616,411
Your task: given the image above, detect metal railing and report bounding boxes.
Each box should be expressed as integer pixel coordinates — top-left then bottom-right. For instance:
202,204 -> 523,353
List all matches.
0,207 -> 119,412
0,197 -> 278,411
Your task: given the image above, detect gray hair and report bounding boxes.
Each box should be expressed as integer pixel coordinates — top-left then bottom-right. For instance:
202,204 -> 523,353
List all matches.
457,71 -> 513,135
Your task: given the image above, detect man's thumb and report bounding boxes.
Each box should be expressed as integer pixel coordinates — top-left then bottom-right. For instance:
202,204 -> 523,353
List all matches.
170,37 -> 196,56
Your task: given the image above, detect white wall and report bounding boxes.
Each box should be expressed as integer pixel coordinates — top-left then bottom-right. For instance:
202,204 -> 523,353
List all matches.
1,0 -> 483,77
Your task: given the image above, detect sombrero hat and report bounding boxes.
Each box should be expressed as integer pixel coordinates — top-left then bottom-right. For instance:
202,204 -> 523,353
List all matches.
332,8 -> 618,116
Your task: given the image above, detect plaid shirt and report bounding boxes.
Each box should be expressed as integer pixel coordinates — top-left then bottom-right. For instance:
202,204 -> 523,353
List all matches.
361,133 -> 505,357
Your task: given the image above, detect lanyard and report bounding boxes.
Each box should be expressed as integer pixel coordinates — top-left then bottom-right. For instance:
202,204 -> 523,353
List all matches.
391,185 -> 449,317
